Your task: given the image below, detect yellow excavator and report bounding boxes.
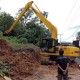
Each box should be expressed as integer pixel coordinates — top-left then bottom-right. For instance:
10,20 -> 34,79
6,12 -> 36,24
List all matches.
3,1 -> 80,60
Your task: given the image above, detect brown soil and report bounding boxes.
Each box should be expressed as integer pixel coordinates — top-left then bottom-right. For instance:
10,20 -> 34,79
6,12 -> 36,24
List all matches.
24,63 -> 80,80
0,39 -> 80,80
0,39 -> 40,80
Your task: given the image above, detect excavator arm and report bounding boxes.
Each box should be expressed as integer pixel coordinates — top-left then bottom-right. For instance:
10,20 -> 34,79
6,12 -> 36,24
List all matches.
3,1 -> 57,39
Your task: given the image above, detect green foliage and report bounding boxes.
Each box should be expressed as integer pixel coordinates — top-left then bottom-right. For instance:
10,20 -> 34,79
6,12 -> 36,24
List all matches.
18,23 -> 48,44
0,11 -> 25,37
6,36 -> 17,41
9,23 -> 25,36
0,10 -> 50,45
0,61 -> 9,77
17,38 -> 28,44
0,70 -> 5,77
0,31 -> 3,37
0,12 -> 14,32
76,31 -> 80,40
17,8 -> 35,27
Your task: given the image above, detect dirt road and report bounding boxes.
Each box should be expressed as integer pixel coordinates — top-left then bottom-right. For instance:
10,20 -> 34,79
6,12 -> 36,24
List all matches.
25,63 -> 80,80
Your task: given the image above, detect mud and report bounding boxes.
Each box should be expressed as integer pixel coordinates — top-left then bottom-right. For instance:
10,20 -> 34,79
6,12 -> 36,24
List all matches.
0,39 -> 40,80
24,63 -> 80,80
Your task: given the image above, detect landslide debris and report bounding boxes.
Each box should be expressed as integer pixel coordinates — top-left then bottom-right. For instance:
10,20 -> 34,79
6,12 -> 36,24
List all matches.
0,39 -> 40,80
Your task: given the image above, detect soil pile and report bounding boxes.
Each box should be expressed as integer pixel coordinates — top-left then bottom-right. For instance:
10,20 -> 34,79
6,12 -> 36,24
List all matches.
0,39 -> 40,80
0,39 -> 12,55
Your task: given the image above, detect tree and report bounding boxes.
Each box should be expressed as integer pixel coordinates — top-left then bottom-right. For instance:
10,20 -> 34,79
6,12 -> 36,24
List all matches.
76,31 -> 80,40
18,23 -> 48,44
16,8 -> 51,44
0,7 -> 1,12
0,8 -> 51,45
0,12 -> 25,36
16,8 -> 49,28
16,8 -> 35,27
0,12 -> 14,32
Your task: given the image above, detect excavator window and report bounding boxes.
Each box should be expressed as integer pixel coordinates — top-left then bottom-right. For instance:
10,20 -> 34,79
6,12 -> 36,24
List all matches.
39,38 -> 58,53
73,40 -> 80,48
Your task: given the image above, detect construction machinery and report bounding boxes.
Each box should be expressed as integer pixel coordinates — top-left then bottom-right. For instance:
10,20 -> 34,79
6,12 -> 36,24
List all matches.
3,1 -> 80,60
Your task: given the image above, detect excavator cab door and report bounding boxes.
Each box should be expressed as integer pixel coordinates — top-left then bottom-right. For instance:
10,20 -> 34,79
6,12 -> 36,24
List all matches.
40,38 -> 58,53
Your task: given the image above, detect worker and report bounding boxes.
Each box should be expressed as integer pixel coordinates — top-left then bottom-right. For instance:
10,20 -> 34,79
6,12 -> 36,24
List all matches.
56,49 -> 70,80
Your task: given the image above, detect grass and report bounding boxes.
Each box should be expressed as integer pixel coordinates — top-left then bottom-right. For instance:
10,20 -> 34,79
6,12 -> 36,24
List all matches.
0,36 -> 36,49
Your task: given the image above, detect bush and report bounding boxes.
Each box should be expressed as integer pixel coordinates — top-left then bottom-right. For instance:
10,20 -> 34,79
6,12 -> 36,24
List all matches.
17,38 -> 28,44
0,31 -> 3,37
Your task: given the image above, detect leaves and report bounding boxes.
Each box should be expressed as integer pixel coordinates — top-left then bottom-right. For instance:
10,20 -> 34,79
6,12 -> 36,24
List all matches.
0,9 -> 51,44
0,12 -> 14,32
76,31 -> 80,40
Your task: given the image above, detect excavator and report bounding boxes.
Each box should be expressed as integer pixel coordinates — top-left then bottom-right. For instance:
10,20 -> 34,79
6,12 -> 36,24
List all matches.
3,1 -> 80,60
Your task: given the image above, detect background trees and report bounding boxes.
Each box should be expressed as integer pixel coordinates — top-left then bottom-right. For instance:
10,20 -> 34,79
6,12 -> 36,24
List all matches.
0,12 -> 14,32
0,12 -> 25,36
76,31 -> 80,40
15,8 -> 50,44
0,8 -> 51,44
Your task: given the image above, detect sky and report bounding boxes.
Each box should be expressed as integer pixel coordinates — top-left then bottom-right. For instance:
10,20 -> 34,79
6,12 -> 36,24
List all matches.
0,0 -> 80,42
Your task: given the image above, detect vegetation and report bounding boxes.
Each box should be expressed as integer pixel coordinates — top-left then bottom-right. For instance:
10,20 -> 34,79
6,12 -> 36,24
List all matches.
0,8 -> 51,46
76,31 -> 80,40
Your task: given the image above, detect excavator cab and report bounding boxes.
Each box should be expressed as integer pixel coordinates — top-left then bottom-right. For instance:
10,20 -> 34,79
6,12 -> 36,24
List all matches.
40,38 -> 58,53
73,40 -> 80,48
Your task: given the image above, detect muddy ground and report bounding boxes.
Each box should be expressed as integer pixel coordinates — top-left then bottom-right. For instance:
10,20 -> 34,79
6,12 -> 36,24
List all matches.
0,39 -> 80,80
24,63 -> 80,80
0,63 -> 80,80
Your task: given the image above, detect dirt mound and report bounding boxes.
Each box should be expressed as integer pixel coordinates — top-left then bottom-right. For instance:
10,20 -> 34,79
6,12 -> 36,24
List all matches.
0,39 -> 40,80
0,39 -> 12,55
